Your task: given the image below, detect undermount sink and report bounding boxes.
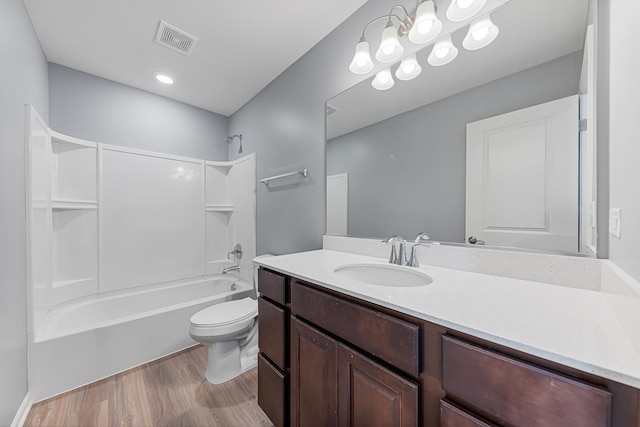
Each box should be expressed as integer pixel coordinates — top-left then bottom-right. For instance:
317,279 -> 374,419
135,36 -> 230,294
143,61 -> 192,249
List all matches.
333,263 -> 433,287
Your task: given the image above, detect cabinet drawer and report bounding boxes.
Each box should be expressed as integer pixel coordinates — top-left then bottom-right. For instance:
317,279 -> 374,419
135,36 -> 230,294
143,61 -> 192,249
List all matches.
442,336 -> 612,427
258,354 -> 287,427
258,268 -> 287,305
291,281 -> 420,377
441,400 -> 495,427
258,297 -> 287,370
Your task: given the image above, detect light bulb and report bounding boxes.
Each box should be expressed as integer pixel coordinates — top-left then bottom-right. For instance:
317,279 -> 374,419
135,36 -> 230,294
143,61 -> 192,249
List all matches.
375,23 -> 404,63
463,15 -> 499,50
427,35 -> 458,66
472,26 -> 489,40
435,47 -> 449,58
417,20 -> 433,35
408,1 -> 442,44
446,0 -> 486,22
402,63 -> 415,74
349,39 -> 374,74
372,68 -> 395,90
395,53 -> 422,81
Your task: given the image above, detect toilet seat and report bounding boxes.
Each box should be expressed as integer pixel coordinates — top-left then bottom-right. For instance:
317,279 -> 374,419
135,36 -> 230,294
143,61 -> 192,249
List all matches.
189,297 -> 258,338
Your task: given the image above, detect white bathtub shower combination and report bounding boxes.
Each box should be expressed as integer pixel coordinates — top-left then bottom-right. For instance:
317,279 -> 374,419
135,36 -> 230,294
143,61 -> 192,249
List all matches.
30,276 -> 253,401
25,106 -> 257,402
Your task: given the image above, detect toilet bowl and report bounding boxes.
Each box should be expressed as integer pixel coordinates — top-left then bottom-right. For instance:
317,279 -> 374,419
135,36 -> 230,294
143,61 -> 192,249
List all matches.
189,296 -> 259,384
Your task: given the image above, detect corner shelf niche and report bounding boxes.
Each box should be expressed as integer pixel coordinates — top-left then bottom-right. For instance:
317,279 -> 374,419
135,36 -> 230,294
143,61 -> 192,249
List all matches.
205,162 -> 236,273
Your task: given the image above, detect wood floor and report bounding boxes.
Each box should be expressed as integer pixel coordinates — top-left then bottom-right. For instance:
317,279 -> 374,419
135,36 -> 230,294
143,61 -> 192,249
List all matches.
25,345 -> 274,427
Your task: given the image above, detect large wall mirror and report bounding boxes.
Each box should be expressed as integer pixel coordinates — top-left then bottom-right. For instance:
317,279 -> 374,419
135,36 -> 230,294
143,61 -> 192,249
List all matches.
326,0 -> 599,256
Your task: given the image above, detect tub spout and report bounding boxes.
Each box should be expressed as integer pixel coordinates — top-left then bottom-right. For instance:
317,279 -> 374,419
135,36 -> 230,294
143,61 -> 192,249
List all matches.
222,265 -> 240,274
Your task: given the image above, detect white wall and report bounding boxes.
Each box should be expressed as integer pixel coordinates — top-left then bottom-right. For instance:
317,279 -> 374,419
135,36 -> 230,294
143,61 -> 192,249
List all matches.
0,0 -> 49,423
609,0 -> 640,283
49,63 -> 229,161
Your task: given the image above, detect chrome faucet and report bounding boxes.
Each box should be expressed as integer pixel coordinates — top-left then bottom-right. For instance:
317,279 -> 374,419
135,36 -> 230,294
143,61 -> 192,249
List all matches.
227,243 -> 243,260
407,233 -> 431,267
222,265 -> 240,274
382,235 -> 407,265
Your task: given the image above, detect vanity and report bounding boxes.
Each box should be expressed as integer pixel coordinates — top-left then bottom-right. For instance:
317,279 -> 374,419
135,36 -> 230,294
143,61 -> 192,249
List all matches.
255,248 -> 640,427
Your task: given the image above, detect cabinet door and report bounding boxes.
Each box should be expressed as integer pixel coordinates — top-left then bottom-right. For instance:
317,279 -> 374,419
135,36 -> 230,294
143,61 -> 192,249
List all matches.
338,343 -> 419,427
290,317 -> 338,427
258,297 -> 287,370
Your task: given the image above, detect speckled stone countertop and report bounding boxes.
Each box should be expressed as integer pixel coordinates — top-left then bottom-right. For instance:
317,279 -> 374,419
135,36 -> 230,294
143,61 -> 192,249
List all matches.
254,249 -> 640,389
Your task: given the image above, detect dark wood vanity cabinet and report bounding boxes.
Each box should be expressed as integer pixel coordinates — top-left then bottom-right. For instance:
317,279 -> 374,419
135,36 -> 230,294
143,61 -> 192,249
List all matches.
256,268 -> 640,427
289,306 -> 419,427
257,268 -> 290,427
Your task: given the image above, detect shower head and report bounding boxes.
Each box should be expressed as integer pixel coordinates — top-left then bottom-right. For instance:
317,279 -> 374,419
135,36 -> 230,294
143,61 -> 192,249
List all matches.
226,134 -> 243,154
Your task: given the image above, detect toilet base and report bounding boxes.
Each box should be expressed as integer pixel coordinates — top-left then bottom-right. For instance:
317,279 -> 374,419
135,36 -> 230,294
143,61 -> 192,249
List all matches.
204,328 -> 259,384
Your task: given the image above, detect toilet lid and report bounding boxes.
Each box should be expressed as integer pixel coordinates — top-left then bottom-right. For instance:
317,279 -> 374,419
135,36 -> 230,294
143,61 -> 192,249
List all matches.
190,297 -> 258,327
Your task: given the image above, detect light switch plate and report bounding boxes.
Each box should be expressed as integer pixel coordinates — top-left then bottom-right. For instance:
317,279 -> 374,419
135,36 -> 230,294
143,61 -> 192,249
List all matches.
609,208 -> 622,238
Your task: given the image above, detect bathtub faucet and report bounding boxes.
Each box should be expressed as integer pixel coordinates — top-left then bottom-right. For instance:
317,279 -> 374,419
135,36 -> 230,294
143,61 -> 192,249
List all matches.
222,265 -> 240,274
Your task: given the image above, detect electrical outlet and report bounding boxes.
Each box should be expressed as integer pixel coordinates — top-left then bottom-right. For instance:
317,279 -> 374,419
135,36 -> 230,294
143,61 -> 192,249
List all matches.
609,208 -> 622,238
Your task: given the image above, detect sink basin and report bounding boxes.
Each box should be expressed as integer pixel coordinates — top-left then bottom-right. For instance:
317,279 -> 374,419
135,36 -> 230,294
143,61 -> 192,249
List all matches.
333,263 -> 433,287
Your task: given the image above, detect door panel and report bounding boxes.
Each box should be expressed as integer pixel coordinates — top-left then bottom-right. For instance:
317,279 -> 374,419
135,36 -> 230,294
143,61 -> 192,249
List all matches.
466,95 -> 579,252
290,317 -> 338,427
338,343 -> 419,427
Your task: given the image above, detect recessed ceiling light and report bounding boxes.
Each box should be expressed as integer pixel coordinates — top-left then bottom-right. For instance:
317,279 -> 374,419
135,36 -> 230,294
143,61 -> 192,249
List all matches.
154,73 -> 174,85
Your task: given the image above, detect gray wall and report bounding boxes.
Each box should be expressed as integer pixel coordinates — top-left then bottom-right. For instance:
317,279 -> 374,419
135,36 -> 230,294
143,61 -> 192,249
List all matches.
0,0 -> 49,423
49,63 -> 229,160
327,52 -> 582,242
609,0 -> 640,282
228,0 -> 394,255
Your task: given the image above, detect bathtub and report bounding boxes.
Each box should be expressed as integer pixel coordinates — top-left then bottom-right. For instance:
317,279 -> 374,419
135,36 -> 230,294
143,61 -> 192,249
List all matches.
29,275 -> 253,402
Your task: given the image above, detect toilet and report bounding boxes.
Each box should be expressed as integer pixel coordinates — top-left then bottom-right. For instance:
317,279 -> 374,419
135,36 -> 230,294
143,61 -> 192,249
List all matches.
189,256 -> 271,384
189,296 -> 259,384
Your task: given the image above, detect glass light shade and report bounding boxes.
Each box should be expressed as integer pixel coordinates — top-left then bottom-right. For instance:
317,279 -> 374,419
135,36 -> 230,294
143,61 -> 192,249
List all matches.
446,0 -> 487,22
395,54 -> 422,81
371,68 -> 395,90
349,39 -> 374,74
463,15 -> 499,50
427,35 -> 458,66
375,23 -> 404,63
408,1 -> 442,44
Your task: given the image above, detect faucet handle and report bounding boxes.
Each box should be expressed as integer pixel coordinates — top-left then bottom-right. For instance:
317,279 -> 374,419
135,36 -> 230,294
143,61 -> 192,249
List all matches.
382,235 -> 404,264
414,232 -> 431,243
407,243 -> 429,267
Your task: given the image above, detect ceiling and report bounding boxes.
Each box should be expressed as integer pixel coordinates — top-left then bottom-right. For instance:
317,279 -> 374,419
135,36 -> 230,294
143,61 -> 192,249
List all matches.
327,0 -> 588,139
23,0 -> 367,117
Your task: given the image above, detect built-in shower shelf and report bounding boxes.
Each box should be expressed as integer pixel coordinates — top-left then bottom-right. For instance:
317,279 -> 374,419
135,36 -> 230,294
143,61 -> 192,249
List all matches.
205,204 -> 234,212
52,277 -> 96,289
52,199 -> 98,210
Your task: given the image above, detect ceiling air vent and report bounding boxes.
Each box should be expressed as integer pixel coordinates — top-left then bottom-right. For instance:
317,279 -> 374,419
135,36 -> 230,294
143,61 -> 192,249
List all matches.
154,20 -> 199,56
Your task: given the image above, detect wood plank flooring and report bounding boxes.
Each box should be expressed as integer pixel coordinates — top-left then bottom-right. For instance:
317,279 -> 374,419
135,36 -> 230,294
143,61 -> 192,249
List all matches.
25,345 -> 274,427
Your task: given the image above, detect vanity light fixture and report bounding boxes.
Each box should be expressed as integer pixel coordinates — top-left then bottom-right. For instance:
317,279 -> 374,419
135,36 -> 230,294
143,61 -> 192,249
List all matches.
372,68 -> 395,90
462,14 -> 499,50
154,73 -> 174,85
351,0 -> 499,91
427,35 -> 459,66
446,0 -> 487,22
395,53 -> 422,80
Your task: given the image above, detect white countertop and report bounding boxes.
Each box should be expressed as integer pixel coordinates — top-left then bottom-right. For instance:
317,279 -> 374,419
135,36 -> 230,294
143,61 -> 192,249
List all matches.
254,249 -> 640,389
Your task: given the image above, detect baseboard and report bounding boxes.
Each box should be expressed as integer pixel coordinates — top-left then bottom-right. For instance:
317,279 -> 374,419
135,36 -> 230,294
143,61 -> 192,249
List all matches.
10,393 -> 32,427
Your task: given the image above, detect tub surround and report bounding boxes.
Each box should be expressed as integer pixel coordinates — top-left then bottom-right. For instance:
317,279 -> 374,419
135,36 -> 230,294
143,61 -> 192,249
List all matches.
254,244 -> 640,390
